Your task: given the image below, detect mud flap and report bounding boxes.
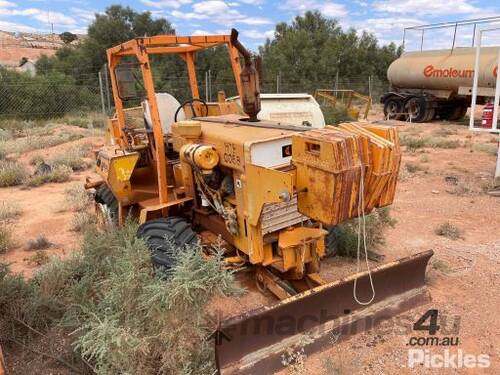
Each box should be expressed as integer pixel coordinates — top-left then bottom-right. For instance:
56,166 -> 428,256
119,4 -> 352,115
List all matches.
215,250 -> 433,375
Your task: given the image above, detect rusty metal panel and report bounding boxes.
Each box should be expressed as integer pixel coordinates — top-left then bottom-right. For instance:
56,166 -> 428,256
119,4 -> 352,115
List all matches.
215,250 -> 433,374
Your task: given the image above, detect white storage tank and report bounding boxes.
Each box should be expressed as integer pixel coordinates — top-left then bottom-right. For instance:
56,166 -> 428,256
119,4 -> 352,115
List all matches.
228,93 -> 326,128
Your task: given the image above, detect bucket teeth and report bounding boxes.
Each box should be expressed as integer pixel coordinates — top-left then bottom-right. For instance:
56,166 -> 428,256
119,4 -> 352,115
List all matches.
215,250 -> 433,375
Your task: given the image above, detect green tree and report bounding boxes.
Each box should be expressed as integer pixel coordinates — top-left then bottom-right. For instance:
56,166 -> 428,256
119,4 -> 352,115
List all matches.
37,5 -> 175,85
259,11 -> 401,92
59,32 -> 77,44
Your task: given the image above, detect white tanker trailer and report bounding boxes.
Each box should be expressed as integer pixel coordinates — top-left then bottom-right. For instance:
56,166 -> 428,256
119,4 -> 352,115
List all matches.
381,47 -> 499,122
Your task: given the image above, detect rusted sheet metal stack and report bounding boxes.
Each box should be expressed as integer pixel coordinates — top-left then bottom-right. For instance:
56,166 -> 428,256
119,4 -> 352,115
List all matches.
292,123 -> 401,225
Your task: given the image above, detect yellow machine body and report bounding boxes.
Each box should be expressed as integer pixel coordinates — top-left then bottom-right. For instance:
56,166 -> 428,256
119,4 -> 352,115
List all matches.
87,30 -> 434,374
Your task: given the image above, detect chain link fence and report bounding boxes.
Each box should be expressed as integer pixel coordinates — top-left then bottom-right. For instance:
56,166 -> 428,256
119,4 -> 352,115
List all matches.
0,68 -> 102,120
1,64 -> 389,121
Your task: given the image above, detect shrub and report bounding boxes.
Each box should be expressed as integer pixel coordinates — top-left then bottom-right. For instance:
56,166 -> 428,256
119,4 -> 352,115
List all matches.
0,201 -> 22,221
333,207 -> 396,258
321,104 -> 354,125
25,165 -> 72,187
0,160 -> 29,187
434,222 -> 463,240
1,218 -> 241,374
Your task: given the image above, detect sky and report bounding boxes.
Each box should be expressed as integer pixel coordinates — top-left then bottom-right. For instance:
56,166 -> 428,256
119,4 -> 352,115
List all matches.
0,0 -> 500,50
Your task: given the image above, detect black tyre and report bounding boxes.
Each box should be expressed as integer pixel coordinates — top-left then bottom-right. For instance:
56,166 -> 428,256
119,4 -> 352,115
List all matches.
404,96 -> 428,123
424,107 -> 436,122
448,105 -> 468,121
95,184 -> 118,225
383,97 -> 404,120
325,226 -> 338,257
137,217 -> 197,270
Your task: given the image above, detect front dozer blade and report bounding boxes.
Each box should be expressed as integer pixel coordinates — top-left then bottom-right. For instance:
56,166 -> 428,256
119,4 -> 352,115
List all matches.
215,250 -> 433,375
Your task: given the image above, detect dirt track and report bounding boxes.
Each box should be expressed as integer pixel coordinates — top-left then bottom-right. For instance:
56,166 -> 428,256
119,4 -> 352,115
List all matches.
1,116 -> 499,374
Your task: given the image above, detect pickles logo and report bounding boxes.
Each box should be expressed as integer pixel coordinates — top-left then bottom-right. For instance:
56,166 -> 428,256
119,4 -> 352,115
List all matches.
423,65 -> 474,78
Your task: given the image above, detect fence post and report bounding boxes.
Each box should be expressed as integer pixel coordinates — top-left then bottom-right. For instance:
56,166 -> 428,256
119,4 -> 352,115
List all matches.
103,64 -> 112,114
205,71 -> 209,101
98,71 -> 107,129
368,75 -> 373,101
208,69 -> 212,102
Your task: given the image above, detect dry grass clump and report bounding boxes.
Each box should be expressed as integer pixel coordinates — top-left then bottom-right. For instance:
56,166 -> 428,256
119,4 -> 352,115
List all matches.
420,154 -> 430,163
62,184 -> 93,212
0,160 -> 29,187
25,165 -> 72,187
0,201 -> 22,221
405,162 -> 428,174
432,259 -> 452,273
26,235 -> 52,251
400,135 -> 461,151
49,148 -> 91,171
400,135 -> 428,152
427,137 -> 461,149
0,130 -> 83,156
472,143 -> 498,156
0,224 -> 13,253
432,127 -> 458,137
434,222 -> 463,240
57,112 -> 105,129
27,250 -> 50,266
70,211 -> 97,232
403,126 -> 424,135
29,154 -> 44,166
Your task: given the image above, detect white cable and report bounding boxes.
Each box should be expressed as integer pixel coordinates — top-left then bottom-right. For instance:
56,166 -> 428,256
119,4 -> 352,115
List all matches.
353,160 -> 376,305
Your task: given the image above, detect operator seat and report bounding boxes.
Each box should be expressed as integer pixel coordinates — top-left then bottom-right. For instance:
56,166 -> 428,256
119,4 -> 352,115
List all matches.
143,93 -> 185,134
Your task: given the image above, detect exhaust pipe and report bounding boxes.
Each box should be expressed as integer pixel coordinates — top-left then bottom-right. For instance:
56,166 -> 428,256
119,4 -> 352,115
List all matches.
230,29 -> 261,122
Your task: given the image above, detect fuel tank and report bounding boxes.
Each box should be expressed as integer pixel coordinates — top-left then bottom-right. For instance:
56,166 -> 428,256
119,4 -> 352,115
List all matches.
387,47 -> 499,93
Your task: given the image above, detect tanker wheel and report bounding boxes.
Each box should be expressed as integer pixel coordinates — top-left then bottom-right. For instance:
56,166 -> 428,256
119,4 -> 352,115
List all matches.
424,107 -> 436,122
448,105 -> 468,121
383,98 -> 404,120
94,184 -> 119,226
137,217 -> 198,271
404,97 -> 428,123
